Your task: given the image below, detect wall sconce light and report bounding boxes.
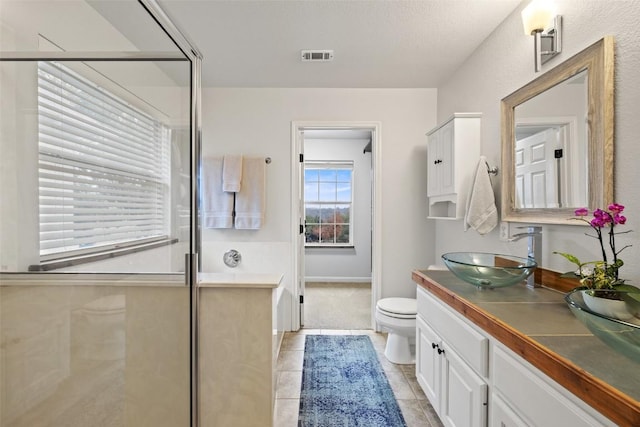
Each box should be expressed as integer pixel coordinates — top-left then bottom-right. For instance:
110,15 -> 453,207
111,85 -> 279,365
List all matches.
521,0 -> 562,72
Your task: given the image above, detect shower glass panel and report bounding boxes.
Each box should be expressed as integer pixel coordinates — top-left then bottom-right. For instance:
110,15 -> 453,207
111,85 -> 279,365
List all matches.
0,1 -> 198,426
0,0 -> 177,53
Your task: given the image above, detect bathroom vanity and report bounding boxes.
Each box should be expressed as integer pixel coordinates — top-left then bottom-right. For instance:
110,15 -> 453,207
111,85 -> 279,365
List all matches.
413,270 -> 640,427
198,273 -> 283,427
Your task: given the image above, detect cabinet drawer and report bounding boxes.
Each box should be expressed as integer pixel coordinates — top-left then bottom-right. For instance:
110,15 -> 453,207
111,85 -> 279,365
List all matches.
492,344 -> 611,427
417,287 -> 488,377
491,393 -> 528,427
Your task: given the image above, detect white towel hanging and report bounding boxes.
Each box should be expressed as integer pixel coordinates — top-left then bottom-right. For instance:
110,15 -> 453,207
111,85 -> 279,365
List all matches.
234,157 -> 265,230
202,157 -> 234,228
222,155 -> 243,192
464,156 -> 498,235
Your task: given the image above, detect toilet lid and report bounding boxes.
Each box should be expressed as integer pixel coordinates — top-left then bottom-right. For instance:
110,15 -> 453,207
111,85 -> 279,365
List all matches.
377,298 -> 417,316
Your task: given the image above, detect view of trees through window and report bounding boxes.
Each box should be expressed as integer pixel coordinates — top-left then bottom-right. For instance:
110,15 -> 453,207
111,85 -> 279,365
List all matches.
304,163 -> 353,245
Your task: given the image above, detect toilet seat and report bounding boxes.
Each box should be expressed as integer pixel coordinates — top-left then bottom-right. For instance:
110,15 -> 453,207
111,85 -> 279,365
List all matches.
376,298 -> 417,319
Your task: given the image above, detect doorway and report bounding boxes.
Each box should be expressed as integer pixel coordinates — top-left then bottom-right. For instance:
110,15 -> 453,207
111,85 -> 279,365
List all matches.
291,121 -> 382,331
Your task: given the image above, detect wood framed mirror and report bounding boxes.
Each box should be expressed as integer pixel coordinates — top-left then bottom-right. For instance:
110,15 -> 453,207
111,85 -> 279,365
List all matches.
501,36 -> 614,224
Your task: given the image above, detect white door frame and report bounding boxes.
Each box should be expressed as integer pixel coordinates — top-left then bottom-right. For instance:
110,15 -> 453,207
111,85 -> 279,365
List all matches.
290,121 -> 382,331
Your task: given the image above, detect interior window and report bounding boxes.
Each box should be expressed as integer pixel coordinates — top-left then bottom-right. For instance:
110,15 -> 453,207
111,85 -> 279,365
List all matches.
304,162 -> 353,246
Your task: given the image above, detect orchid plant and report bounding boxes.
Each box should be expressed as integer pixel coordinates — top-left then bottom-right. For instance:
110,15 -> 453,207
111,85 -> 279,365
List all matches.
554,203 -> 634,290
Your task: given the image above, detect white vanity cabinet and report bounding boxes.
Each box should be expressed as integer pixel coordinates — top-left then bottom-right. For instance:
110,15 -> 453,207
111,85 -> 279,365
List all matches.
490,344 -> 613,427
416,286 -> 489,427
426,113 -> 481,219
415,282 -> 615,427
416,316 -> 441,408
491,393 -> 529,427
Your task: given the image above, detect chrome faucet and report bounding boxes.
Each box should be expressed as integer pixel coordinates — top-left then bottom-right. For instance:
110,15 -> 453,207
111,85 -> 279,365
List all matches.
509,226 -> 542,289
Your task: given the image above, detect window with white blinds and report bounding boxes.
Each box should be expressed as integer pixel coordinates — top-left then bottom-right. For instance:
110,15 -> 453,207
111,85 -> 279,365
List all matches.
37,61 -> 170,260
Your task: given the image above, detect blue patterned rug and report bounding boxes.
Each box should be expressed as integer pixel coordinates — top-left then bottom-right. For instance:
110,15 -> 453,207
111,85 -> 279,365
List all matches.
298,335 -> 407,427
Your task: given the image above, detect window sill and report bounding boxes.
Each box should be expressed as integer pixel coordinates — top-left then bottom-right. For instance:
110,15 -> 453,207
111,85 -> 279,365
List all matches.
29,238 -> 179,272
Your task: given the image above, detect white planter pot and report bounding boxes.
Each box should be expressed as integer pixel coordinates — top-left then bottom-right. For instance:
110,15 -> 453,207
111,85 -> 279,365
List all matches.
582,290 -> 635,321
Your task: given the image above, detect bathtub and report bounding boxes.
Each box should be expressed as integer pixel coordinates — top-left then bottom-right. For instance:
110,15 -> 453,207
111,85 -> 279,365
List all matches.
198,272 -> 284,426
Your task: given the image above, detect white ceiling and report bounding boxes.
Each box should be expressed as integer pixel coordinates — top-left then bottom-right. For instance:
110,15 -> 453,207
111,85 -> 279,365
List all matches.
157,0 -> 522,88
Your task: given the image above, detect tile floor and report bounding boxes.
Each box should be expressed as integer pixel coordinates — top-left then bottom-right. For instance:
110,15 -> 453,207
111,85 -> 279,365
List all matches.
274,329 -> 445,427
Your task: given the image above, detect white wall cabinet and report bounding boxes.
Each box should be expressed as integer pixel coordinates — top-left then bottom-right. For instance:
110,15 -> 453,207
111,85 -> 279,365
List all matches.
426,113 -> 481,219
416,287 -> 488,427
427,119 -> 455,197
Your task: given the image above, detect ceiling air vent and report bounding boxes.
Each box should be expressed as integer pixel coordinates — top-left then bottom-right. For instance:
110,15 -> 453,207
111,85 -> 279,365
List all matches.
301,50 -> 334,62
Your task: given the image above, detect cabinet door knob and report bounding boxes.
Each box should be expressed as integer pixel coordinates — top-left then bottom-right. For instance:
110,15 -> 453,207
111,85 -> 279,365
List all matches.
437,348 -> 445,355
431,342 -> 438,349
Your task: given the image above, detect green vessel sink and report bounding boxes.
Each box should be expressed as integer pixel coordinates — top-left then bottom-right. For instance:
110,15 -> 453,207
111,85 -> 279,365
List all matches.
565,288 -> 640,363
441,252 -> 537,289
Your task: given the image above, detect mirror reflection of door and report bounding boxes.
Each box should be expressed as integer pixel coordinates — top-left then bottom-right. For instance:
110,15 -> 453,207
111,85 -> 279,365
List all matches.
515,116 -> 586,209
512,69 -> 589,210
515,127 -> 562,208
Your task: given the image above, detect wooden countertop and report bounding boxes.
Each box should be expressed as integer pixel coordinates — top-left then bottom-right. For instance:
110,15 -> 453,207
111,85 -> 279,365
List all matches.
412,269 -> 640,427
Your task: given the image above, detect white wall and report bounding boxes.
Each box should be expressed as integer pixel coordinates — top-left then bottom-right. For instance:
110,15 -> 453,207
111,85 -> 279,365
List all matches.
435,0 -> 640,282
304,137 -> 372,282
200,88 -> 438,321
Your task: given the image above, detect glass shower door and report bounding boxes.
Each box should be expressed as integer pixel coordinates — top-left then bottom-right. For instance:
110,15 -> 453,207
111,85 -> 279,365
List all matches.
0,1 -> 201,426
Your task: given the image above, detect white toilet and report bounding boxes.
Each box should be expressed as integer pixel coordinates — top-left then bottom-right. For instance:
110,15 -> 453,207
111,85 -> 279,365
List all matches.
375,297 -> 417,364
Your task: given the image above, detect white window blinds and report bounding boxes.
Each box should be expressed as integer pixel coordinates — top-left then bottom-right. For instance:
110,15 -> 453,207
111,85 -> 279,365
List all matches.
37,61 -> 170,259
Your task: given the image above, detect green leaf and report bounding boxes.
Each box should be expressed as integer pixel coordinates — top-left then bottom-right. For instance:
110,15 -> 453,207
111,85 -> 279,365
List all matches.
616,286 -> 640,311
553,251 -> 582,266
559,271 -> 581,279
612,284 -> 639,292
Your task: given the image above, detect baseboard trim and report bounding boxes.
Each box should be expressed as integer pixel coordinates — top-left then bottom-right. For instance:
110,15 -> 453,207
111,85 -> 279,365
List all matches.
305,276 -> 371,283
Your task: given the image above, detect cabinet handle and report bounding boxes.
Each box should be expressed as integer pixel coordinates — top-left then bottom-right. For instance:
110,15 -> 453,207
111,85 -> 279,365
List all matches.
437,348 -> 445,355
431,342 -> 438,349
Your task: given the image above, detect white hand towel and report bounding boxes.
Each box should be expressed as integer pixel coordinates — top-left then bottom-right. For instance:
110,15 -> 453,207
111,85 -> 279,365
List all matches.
222,155 -> 243,192
464,156 -> 498,235
202,157 -> 234,228
235,157 -> 265,230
